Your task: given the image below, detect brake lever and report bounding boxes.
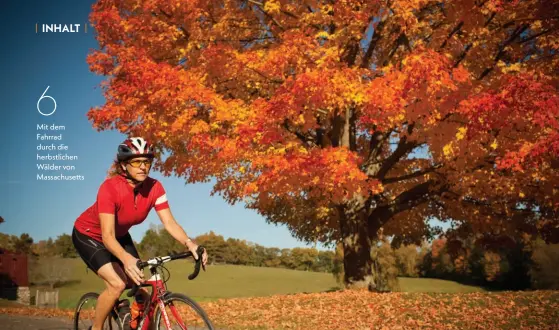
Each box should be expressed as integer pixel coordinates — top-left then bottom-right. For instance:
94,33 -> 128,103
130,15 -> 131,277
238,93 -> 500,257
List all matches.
127,259 -> 147,297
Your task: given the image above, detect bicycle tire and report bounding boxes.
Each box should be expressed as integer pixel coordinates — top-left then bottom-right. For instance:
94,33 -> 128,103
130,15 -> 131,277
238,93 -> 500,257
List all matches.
153,293 -> 215,330
74,292 -> 120,330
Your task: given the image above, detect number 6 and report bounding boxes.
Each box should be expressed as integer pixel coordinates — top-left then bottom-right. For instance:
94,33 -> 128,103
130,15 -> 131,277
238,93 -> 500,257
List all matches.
37,86 -> 57,116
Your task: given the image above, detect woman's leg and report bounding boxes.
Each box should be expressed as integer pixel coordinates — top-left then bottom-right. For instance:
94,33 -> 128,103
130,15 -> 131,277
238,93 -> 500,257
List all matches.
72,228 -> 149,329
92,262 -> 127,330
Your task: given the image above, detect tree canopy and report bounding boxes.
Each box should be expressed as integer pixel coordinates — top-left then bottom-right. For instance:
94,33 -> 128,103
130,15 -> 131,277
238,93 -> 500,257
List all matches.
87,0 -> 558,288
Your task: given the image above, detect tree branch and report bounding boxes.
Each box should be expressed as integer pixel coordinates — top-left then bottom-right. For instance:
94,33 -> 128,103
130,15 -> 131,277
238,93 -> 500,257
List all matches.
330,115 -> 344,148
453,43 -> 472,67
368,180 -> 440,233
383,33 -> 411,66
282,120 -> 316,148
389,180 -> 437,213
484,11 -> 497,27
383,164 -> 443,184
374,123 -> 417,180
363,130 -> 392,176
502,15 -> 559,27
368,131 -> 388,160
424,21 -> 445,46
280,9 -> 299,19
245,66 -> 284,84
478,23 -> 530,80
361,18 -> 387,69
439,21 -> 464,50
342,39 -> 361,66
248,0 -> 285,31
518,28 -> 555,45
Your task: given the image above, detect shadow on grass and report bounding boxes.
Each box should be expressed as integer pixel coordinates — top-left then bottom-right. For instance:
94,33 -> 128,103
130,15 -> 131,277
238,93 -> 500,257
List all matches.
398,276 -> 531,294
433,276 -> 516,293
324,286 -> 343,293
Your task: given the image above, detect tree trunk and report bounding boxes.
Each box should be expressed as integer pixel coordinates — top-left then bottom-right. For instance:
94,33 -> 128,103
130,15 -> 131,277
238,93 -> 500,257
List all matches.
339,204 -> 375,290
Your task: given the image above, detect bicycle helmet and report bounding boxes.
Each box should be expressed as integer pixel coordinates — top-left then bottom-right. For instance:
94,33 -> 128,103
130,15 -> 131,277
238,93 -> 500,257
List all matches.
117,137 -> 155,185
117,137 -> 154,162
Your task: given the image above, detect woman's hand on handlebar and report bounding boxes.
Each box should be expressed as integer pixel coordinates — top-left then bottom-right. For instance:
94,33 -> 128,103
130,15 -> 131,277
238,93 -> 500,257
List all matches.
186,240 -> 208,271
123,253 -> 144,285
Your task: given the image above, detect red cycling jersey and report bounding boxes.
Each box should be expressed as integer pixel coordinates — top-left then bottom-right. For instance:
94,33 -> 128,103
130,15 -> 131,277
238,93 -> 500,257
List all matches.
74,175 -> 170,242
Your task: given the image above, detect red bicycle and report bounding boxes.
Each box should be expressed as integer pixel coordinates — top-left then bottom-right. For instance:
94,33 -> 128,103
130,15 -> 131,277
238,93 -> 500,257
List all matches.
73,246 -> 215,330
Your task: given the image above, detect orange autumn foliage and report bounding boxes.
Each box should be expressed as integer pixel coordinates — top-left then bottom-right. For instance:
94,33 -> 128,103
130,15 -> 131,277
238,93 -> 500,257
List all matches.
86,0 -> 559,286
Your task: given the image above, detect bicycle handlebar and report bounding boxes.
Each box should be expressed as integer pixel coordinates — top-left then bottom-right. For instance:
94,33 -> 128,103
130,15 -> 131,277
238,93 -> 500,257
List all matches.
127,245 -> 206,297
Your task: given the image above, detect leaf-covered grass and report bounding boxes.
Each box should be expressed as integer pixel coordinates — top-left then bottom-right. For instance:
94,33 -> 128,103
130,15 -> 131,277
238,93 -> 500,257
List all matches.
2,290 -> 557,329
201,290 -> 559,330
6,259 -> 557,328
13,259 -> 553,328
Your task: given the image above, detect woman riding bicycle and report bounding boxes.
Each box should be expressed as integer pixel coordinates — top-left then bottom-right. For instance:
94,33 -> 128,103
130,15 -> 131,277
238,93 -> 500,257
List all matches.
72,137 -> 208,330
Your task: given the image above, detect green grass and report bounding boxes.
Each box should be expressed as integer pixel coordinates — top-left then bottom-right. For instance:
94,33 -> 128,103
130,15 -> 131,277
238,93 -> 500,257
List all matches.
36,259 -> 341,309
29,258 -> 486,309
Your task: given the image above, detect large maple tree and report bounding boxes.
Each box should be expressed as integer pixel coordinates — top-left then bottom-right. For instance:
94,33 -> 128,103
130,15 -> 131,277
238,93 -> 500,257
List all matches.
87,0 -> 558,289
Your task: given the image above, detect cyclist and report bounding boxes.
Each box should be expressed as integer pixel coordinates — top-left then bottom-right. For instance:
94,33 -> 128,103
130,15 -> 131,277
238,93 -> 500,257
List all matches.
71,137 -> 208,330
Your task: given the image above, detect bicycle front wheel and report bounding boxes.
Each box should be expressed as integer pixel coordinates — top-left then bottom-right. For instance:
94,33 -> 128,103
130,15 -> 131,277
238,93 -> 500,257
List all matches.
73,292 -> 119,330
153,293 -> 215,330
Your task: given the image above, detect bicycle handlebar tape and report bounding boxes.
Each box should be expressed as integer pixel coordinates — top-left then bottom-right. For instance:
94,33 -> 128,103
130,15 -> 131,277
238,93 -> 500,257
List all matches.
188,245 -> 205,280
171,251 -> 191,260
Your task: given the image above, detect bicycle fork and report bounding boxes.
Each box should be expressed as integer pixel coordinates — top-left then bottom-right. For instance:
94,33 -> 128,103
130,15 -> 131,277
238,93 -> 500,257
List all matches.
137,272 -> 182,330
158,298 -> 173,330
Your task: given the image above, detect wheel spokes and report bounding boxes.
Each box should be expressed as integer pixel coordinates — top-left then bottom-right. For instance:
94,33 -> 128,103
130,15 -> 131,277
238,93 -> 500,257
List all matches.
76,297 -> 96,330
75,296 -> 119,330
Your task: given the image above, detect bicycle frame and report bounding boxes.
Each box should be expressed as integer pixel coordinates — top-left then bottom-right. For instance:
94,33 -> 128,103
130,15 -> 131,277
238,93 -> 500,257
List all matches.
136,266 -> 187,330
75,247 -> 207,330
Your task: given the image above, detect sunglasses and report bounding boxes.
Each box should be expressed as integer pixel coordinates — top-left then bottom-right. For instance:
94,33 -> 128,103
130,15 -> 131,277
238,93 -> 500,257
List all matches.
127,159 -> 153,168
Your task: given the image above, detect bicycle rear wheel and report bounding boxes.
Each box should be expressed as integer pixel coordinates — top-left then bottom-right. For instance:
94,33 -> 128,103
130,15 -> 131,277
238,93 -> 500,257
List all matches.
73,292 -> 120,330
153,293 -> 215,330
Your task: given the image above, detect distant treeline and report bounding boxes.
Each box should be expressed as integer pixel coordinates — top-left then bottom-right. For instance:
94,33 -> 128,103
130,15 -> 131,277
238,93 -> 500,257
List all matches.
350,236 -> 559,291
1,227 -> 558,290
0,228 -> 340,273
0,232 -> 76,258
137,227 -> 339,273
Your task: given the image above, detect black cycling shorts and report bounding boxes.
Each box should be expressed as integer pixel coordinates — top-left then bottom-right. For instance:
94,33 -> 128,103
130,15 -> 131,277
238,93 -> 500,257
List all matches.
72,226 -> 140,274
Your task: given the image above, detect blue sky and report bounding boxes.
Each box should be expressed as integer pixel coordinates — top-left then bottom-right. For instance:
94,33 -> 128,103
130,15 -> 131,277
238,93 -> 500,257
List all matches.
0,0 -> 327,250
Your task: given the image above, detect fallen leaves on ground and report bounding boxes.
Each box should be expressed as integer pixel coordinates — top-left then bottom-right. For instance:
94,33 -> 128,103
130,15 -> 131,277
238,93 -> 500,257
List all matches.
202,290 -> 558,329
0,306 -> 73,319
1,290 -> 557,329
